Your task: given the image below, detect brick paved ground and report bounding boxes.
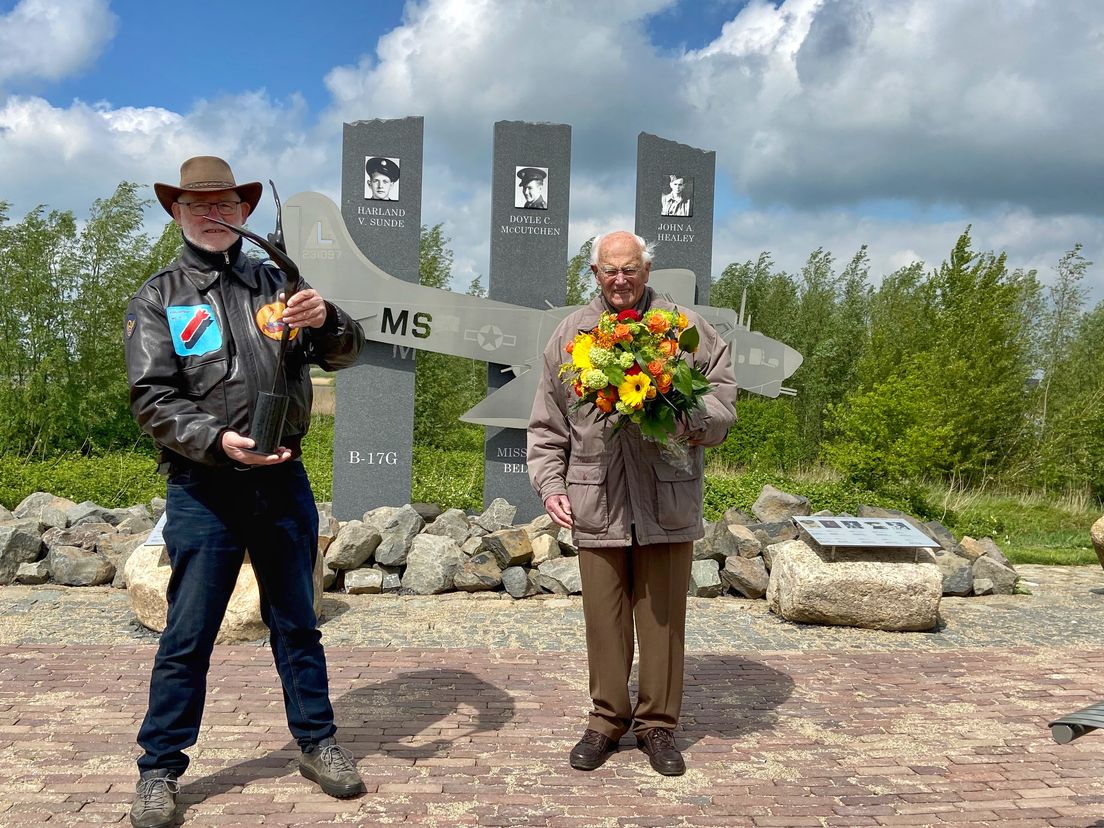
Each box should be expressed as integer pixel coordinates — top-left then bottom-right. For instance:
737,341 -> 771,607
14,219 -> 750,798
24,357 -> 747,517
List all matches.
0,565 -> 1102,827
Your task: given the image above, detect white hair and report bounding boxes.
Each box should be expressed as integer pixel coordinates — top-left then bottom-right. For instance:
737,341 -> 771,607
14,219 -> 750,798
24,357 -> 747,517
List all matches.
589,232 -> 655,266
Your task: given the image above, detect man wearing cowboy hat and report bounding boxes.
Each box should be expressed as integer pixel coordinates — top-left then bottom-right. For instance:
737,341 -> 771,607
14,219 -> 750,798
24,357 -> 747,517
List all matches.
125,156 -> 366,827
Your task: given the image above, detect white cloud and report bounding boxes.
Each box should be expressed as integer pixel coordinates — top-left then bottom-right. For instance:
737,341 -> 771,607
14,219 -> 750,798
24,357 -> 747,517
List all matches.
0,0 -> 1101,303
0,0 -> 115,85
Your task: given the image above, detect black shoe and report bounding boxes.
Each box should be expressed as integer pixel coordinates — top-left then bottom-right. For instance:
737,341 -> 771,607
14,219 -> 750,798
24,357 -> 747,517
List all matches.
638,728 -> 686,776
299,737 -> 366,798
129,772 -> 179,828
569,728 -> 617,771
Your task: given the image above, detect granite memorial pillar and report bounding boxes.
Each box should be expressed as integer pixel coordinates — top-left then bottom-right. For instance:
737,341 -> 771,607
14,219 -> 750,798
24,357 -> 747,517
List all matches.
335,117 -> 423,519
635,133 -> 716,303
485,120 -> 571,520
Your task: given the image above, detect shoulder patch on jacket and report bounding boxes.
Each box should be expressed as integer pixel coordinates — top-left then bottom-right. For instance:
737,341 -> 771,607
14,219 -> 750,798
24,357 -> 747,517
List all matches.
166,305 -> 223,357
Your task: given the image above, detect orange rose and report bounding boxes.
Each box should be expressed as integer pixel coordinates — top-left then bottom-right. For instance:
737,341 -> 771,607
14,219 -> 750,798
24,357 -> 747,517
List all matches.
646,386 -> 657,399
658,339 -> 678,357
595,386 -> 618,413
613,323 -> 632,342
647,314 -> 670,334
647,359 -> 665,377
657,373 -> 672,393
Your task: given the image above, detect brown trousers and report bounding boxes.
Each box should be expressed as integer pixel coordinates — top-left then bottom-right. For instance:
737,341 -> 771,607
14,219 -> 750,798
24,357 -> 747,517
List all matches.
578,541 -> 694,739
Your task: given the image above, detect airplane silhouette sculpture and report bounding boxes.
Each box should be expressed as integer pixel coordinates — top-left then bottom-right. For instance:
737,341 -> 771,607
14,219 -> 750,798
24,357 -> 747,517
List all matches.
220,191 -> 803,428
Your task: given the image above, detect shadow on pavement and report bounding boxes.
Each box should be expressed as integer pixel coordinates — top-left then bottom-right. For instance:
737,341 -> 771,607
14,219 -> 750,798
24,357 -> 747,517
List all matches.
177,668 -> 514,818
677,654 -> 795,749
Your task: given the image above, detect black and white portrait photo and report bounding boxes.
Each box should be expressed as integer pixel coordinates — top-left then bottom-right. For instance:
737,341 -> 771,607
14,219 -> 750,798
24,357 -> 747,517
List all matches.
364,156 -> 400,201
660,173 -> 693,217
515,166 -> 548,209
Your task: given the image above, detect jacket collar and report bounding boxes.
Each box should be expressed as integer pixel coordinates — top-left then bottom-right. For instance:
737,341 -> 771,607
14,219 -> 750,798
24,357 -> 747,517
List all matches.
598,285 -> 655,316
178,235 -> 257,291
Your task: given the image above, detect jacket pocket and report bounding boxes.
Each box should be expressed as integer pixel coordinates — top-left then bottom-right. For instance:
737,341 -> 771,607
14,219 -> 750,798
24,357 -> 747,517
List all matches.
654,462 -> 702,530
566,461 -> 608,534
180,357 -> 229,400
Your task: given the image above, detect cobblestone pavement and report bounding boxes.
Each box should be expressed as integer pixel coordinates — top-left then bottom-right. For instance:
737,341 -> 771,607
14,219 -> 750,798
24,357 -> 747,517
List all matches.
0,565 -> 1102,826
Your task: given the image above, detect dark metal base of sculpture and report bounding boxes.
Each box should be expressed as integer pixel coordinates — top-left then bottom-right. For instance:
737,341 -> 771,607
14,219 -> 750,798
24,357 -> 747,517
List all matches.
1050,700 -> 1104,743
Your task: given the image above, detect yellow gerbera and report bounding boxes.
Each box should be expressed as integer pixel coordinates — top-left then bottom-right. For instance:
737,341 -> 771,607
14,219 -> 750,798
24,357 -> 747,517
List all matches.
618,371 -> 651,409
572,334 -> 595,370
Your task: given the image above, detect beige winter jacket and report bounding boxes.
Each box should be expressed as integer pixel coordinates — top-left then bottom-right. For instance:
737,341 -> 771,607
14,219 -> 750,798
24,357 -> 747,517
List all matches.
527,288 -> 738,547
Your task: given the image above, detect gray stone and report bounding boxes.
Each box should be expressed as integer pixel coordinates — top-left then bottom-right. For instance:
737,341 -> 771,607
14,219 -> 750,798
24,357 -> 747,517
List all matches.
922,520 -> 957,550
747,521 -> 799,548
767,540 -> 942,632
461,537 -> 485,557
67,501 -> 116,526
689,558 -> 725,597
522,513 -> 558,540
373,564 -> 403,592
317,506 -> 340,555
325,520 -> 382,570
973,578 -> 995,595
322,562 -> 338,591
108,505 -> 150,523
14,492 -> 76,528
957,536 -> 987,561
362,506 -> 399,534
334,116 -> 423,521
423,508 -> 471,545
557,528 -> 576,552
530,534 -> 562,567
149,497 -> 166,522
501,565 -> 540,598
974,536 -> 1013,569
97,533 -> 148,589
720,555 -> 769,599
374,505 -> 425,566
475,498 -> 518,533
466,524 -> 488,539
929,548 -> 973,596
723,507 -> 753,526
412,502 -> 443,522
483,527 -> 534,568
344,567 -> 385,594
0,525 -> 45,584
115,514 -> 154,535
1094,516 -> 1104,570
42,522 -> 114,552
726,524 -> 763,559
0,505 -> 13,522
401,535 -> 464,595
972,555 -> 1018,595
537,557 -> 582,594
453,552 -> 504,592
15,559 -> 50,585
752,484 -> 811,523
48,545 -> 115,586
693,520 -> 736,563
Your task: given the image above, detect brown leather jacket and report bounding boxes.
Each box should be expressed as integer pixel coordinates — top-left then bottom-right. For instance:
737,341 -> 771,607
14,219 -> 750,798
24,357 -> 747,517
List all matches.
527,288 -> 737,547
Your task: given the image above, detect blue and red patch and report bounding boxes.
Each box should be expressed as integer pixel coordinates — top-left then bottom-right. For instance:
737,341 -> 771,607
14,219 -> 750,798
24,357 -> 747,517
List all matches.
166,305 -> 223,357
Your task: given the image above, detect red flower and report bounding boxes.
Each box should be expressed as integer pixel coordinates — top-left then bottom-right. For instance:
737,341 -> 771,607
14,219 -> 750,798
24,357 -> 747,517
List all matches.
625,364 -> 642,376
616,309 -> 642,322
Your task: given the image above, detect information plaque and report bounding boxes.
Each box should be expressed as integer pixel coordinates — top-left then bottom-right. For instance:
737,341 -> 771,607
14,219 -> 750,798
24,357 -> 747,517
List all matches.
793,516 -> 937,549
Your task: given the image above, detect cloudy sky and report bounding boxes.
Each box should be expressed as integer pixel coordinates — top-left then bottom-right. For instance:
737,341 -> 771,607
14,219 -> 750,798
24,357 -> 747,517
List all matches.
2,0 -> 1101,301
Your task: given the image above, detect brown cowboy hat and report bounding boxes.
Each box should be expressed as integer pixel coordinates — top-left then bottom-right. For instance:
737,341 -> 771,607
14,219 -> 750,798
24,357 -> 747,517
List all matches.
154,155 -> 263,216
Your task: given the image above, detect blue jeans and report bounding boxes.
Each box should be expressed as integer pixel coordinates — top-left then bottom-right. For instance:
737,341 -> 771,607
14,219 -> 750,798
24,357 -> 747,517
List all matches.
136,460 -> 335,776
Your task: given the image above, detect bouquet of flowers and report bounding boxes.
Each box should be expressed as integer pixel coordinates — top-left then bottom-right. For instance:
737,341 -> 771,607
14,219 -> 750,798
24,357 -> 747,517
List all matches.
560,307 -> 713,470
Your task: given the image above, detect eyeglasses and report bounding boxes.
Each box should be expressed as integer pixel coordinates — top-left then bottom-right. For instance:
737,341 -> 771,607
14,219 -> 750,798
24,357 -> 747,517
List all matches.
178,200 -> 242,216
598,266 -> 641,278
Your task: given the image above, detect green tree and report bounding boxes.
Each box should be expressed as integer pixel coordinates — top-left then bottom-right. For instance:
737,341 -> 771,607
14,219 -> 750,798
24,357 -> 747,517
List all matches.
565,237 -> 595,305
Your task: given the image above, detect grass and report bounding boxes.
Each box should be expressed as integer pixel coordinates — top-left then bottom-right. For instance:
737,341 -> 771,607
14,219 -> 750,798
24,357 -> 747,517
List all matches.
3,419 -> 1099,568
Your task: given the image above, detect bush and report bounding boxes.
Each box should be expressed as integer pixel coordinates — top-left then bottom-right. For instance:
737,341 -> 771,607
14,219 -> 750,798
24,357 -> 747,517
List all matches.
0,449 -> 162,510
707,397 -> 805,472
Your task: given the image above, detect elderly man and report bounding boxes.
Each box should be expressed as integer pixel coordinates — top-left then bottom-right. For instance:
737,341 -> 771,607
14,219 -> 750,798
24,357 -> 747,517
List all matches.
528,231 -> 737,776
124,156 -> 366,827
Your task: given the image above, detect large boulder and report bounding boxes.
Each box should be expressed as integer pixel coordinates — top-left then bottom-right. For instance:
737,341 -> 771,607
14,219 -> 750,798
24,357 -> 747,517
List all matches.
501,565 -> 540,598
483,528 -> 534,568
720,555 -> 769,599
47,546 -> 115,586
688,559 -> 725,597
344,567 -> 384,594
752,485 -> 811,523
0,524 -> 44,584
530,534 -> 562,567
401,535 -> 464,595
536,557 -> 582,594
928,548 -> 973,597
14,492 -> 75,529
971,555 -> 1018,595
453,551 -> 503,592
324,520 -> 381,570
1093,515 -> 1104,570
125,545 -> 325,643
475,498 -> 518,533
767,540 -> 942,632
374,505 -> 425,566
422,508 -> 471,545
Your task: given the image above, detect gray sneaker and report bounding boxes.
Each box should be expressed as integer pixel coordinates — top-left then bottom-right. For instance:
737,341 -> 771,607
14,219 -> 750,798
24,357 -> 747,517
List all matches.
299,737 -> 366,798
129,773 -> 179,828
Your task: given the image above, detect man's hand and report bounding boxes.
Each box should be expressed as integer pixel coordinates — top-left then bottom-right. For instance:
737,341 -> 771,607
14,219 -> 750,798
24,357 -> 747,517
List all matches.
281,289 -> 327,329
544,494 -> 573,529
221,430 -> 292,465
